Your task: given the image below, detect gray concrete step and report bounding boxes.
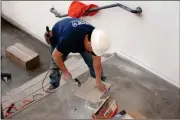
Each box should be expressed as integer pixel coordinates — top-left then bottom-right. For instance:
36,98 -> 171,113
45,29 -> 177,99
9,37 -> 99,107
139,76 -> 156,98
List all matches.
2,56 -> 108,118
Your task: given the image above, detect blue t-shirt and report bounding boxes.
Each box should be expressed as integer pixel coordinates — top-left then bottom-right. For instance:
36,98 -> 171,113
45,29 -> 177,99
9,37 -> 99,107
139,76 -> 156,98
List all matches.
51,18 -> 95,56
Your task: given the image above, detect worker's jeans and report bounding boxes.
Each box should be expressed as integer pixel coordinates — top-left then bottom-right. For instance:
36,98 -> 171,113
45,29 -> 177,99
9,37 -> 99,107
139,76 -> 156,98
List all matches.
49,46 -> 106,88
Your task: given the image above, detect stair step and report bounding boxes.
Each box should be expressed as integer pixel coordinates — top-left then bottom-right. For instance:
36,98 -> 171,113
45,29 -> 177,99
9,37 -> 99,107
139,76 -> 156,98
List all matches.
2,56 -> 108,118
2,57 -> 79,102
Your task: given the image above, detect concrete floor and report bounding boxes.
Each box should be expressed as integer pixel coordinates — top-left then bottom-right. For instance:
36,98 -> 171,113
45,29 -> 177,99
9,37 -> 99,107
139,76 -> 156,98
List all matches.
1,18 -> 51,94
9,55 -> 180,119
1,18 -> 179,119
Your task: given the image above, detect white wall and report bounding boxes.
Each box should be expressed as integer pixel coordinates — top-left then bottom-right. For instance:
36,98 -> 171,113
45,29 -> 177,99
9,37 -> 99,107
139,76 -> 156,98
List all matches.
2,1 -> 179,87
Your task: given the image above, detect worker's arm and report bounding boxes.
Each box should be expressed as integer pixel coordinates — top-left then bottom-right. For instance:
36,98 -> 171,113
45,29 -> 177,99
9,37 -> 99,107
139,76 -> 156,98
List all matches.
92,55 -> 107,92
52,48 -> 72,80
52,48 -> 67,72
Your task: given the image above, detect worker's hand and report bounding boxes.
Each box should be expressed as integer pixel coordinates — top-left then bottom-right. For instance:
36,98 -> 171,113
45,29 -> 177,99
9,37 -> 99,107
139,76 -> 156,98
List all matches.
96,81 -> 107,92
62,70 -> 72,81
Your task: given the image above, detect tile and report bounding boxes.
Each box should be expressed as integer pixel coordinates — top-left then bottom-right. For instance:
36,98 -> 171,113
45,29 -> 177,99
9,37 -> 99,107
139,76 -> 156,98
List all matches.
74,78 -> 111,103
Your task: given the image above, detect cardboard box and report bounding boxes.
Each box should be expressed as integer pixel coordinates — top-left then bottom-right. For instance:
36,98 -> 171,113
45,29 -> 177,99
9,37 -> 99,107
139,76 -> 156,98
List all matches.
92,97 -> 146,119
92,97 -> 118,119
5,43 -> 40,70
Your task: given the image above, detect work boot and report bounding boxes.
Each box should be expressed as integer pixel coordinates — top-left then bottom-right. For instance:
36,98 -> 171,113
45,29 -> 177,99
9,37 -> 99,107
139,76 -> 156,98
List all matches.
46,83 -> 58,92
46,85 -> 55,92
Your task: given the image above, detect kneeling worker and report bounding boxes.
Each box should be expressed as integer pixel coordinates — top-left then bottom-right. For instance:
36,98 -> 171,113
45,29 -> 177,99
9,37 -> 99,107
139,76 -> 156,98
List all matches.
44,18 -> 111,92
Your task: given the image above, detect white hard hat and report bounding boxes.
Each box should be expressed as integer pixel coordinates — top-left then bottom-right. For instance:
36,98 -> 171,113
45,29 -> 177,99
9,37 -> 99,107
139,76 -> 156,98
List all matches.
91,29 -> 110,56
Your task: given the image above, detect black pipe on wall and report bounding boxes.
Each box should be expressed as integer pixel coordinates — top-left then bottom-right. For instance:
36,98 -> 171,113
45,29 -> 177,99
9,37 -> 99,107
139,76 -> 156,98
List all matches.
50,3 -> 142,18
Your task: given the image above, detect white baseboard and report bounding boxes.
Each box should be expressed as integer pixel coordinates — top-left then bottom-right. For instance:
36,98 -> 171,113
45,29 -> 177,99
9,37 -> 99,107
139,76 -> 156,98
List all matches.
115,51 -> 180,88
